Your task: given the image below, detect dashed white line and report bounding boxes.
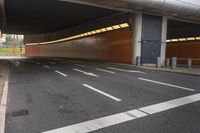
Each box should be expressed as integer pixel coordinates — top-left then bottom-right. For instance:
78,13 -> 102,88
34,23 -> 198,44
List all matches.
48,62 -> 56,65
108,67 -> 145,74
82,84 -> 122,102
96,68 -> 115,74
43,93 -> 200,133
75,64 -> 85,67
43,65 -> 50,69
32,61 -> 41,64
55,70 -> 68,77
138,78 -> 195,92
73,69 -> 99,77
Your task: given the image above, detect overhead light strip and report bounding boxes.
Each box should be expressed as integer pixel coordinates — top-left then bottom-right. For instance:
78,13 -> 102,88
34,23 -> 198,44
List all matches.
167,37 -> 200,43
26,23 -> 130,46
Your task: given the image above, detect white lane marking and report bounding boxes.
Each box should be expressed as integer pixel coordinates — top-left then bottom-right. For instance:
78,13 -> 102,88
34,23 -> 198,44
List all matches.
138,78 -> 195,92
139,93 -> 200,114
108,67 -> 145,74
43,93 -> 200,133
32,61 -> 41,64
62,61 -> 68,64
0,70 -> 9,133
55,70 -> 68,77
83,84 -> 122,102
48,62 -> 56,65
75,64 -> 85,67
96,68 -> 115,74
73,69 -> 99,77
43,65 -> 50,69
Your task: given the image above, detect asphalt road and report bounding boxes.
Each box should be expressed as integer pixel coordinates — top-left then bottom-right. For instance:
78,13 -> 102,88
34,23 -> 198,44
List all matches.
4,57 -> 200,133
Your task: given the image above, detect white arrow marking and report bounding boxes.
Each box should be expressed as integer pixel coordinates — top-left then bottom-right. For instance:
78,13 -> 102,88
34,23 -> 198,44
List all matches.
73,69 -> 99,77
108,67 -> 145,74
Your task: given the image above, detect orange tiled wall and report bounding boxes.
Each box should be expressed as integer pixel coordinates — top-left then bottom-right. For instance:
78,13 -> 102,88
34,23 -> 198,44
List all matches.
25,29 -> 132,64
166,41 -> 200,65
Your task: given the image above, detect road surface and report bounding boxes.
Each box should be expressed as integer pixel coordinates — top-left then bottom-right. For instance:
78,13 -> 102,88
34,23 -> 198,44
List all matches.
4,57 -> 200,133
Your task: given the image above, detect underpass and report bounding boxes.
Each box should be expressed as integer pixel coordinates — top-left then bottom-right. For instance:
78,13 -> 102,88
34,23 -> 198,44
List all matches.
0,0 -> 200,133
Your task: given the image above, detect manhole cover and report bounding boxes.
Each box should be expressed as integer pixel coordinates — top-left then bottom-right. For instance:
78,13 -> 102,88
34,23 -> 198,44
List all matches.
7,109 -> 29,117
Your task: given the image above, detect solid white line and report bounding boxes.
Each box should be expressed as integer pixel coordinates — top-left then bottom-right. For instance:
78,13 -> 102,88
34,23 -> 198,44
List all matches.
75,64 -> 85,67
139,93 -> 200,114
108,67 -> 145,74
0,70 -> 9,133
55,70 -> 68,77
96,68 -> 115,74
43,93 -> 200,133
138,78 -> 195,92
83,84 -> 122,102
43,65 -> 50,69
73,69 -> 99,77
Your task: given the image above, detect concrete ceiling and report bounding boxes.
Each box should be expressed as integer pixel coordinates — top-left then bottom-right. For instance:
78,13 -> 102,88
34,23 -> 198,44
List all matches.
3,0 -> 120,34
168,19 -> 200,39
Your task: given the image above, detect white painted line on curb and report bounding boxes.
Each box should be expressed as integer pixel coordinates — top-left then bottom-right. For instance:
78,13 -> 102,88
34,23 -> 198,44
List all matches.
108,67 -> 145,74
55,70 -> 68,77
43,93 -> 200,133
83,84 -> 122,102
138,78 -> 195,92
75,64 -> 85,67
43,65 -> 50,69
0,70 -> 9,133
96,68 -> 115,74
73,69 -> 99,77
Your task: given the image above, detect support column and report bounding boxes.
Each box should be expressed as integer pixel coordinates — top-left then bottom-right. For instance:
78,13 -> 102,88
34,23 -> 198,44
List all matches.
131,13 -> 142,65
160,16 -> 168,66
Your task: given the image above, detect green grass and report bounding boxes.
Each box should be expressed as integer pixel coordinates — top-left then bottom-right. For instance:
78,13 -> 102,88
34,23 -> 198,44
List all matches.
0,47 -> 25,56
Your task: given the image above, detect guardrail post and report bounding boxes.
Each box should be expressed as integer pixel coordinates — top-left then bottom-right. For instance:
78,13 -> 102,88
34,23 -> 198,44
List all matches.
171,57 -> 177,69
136,56 -> 141,66
187,58 -> 192,68
156,57 -> 161,68
166,58 -> 170,67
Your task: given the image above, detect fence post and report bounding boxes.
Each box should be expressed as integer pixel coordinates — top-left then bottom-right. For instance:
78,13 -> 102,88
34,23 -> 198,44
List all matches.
187,58 -> 192,68
156,57 -> 161,68
136,56 -> 141,66
166,58 -> 170,67
171,57 -> 177,69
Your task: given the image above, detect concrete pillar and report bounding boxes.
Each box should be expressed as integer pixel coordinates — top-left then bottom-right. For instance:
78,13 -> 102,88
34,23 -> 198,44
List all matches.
160,17 -> 168,66
131,13 -> 142,65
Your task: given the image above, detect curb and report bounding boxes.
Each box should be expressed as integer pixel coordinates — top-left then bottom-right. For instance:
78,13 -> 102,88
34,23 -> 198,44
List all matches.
0,70 -> 9,133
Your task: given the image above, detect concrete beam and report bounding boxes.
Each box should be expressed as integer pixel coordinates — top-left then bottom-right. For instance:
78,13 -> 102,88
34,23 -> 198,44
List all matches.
59,0 -> 200,23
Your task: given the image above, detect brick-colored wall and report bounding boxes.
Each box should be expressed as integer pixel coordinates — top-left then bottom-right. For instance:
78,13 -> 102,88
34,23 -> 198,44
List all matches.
166,41 -> 200,65
26,29 -> 132,64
